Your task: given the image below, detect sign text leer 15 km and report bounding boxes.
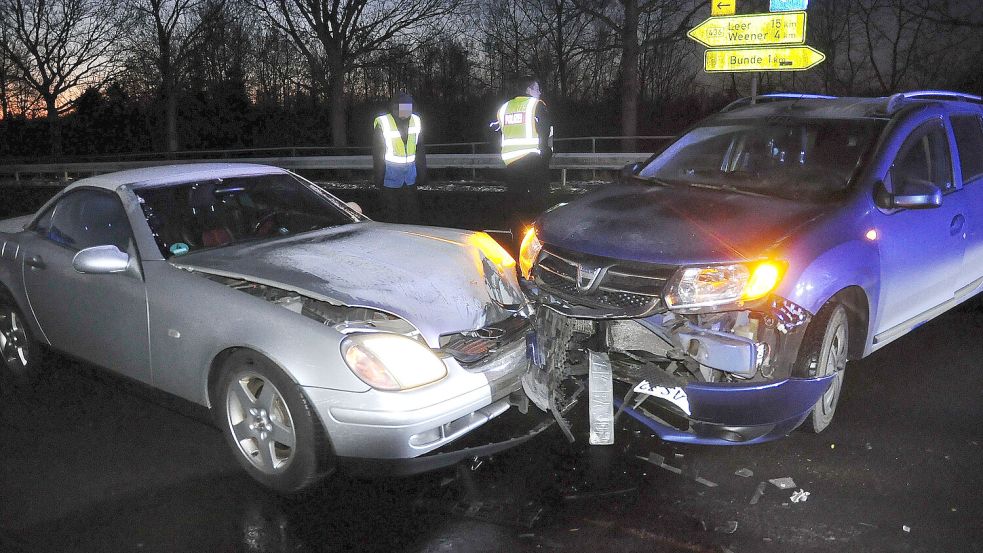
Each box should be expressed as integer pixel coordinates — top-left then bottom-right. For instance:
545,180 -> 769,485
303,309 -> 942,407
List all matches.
704,46 -> 825,72
687,11 -> 807,49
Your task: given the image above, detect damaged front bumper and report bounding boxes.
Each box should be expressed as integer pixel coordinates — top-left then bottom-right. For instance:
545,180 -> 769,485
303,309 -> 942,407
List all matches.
615,375 -> 835,444
524,275 -> 830,445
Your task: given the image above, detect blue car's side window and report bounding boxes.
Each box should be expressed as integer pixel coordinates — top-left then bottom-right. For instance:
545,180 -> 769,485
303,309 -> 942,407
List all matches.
951,114 -> 983,185
890,122 -> 954,196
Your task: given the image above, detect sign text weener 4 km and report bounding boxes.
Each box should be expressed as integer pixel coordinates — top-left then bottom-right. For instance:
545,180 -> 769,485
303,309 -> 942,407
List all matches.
687,12 -> 807,48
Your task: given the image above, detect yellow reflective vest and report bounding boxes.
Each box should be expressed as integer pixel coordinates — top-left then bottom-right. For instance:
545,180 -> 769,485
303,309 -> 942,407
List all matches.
373,113 -> 420,164
496,96 -> 541,165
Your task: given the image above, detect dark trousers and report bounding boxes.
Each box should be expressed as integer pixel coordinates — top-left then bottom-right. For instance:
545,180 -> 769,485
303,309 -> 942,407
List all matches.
380,185 -> 421,225
504,153 -> 550,248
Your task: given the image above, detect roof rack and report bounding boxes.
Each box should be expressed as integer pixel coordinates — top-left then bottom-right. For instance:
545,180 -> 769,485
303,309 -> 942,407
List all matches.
884,90 -> 983,114
720,93 -> 837,112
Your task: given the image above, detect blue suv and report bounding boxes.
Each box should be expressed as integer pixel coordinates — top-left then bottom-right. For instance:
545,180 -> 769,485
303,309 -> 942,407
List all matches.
518,91 -> 983,444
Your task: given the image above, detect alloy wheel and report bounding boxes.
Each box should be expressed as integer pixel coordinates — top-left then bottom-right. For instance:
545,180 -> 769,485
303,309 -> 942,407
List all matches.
226,371 -> 297,474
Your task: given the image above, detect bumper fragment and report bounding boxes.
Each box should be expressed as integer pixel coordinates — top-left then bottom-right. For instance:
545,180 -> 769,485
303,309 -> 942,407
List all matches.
617,374 -> 836,445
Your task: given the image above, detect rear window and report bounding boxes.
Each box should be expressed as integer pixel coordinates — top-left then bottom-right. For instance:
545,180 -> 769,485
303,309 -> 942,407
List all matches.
951,115 -> 983,184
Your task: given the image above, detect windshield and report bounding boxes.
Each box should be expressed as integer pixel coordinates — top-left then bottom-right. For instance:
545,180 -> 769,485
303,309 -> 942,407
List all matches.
639,117 -> 886,200
135,173 -> 363,259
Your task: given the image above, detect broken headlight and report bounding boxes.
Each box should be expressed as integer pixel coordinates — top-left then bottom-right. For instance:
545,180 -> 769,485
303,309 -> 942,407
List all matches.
518,227 -> 542,279
664,261 -> 785,311
341,333 -> 448,391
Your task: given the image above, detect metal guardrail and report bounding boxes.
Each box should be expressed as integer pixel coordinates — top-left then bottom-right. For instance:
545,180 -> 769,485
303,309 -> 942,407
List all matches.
0,152 -> 655,188
0,136 -> 673,164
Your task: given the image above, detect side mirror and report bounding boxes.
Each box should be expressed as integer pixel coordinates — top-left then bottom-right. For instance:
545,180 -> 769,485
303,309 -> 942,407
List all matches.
619,162 -> 641,183
874,179 -> 942,210
73,245 -> 130,274
345,201 -> 363,214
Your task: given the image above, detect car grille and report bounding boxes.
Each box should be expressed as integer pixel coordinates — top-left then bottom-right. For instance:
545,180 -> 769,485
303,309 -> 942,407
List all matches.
532,246 -> 676,318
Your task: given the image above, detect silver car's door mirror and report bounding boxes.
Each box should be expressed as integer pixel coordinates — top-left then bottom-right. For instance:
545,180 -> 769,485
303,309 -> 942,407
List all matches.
72,245 -> 130,274
345,201 -> 363,214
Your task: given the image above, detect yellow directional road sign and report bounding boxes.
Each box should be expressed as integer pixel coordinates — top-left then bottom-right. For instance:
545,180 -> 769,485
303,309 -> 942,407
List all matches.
704,46 -> 825,72
711,0 -> 735,16
688,12 -> 807,48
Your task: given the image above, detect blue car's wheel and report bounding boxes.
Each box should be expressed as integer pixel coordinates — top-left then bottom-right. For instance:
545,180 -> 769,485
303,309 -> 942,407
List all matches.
803,304 -> 849,433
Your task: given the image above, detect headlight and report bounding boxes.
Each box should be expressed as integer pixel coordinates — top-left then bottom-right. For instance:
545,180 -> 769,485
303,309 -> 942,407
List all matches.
518,227 -> 543,279
341,333 -> 448,391
468,231 -> 515,269
664,261 -> 785,310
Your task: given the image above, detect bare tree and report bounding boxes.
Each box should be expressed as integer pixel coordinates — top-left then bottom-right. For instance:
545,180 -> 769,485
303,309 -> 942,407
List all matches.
127,0 -> 217,152
0,0 -> 125,154
572,0 -> 704,147
250,0 -> 462,147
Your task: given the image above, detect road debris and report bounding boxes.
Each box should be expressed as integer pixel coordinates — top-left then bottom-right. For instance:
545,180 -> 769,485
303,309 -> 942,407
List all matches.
713,520 -> 739,534
749,482 -> 767,505
790,489 -> 810,503
638,453 -> 683,475
769,477 -> 796,489
734,467 -> 754,478
903,525 -> 911,533
695,477 -> 718,488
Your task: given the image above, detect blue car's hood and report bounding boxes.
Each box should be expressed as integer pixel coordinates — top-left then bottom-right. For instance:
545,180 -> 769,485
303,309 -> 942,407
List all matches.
172,222 -> 525,346
539,183 -> 830,265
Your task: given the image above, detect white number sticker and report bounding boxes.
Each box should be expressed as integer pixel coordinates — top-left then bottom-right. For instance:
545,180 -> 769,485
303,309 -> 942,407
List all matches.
633,380 -> 691,416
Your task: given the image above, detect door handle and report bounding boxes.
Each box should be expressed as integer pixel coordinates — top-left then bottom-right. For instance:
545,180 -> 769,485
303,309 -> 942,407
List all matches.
950,214 -> 966,236
25,255 -> 45,270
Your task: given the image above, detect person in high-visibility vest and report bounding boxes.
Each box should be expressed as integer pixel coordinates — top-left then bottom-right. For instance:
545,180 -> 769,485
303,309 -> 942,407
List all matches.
490,78 -> 552,246
373,92 -> 427,224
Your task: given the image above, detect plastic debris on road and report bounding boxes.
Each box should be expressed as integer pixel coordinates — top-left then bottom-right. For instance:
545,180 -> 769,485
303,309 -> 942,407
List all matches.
714,520 -> 739,534
769,477 -> 796,489
749,482 -> 767,505
734,467 -> 754,478
790,489 -> 810,503
903,525 -> 911,533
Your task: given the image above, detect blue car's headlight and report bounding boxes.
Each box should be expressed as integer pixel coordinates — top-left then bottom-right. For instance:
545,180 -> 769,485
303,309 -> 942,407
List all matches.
664,261 -> 785,310
341,333 -> 448,391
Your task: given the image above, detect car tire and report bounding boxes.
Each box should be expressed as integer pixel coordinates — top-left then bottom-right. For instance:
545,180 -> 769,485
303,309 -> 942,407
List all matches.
215,349 -> 333,493
801,303 -> 849,434
0,291 -> 44,392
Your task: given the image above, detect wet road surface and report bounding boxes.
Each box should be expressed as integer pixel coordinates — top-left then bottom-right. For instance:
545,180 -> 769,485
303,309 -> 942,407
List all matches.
2,184 -> 983,552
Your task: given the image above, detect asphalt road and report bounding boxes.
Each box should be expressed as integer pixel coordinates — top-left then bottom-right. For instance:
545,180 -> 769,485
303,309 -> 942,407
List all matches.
2,184 -> 982,552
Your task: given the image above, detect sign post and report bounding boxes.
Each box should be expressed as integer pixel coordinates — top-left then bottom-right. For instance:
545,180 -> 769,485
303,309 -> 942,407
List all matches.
689,2 -> 823,91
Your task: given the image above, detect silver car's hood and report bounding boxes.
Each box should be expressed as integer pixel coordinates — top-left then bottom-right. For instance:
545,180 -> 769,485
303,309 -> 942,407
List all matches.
171,222 -> 525,346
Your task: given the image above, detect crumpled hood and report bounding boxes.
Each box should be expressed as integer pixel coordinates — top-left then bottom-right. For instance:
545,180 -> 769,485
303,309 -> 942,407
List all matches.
172,222 -> 525,346
539,183 -> 830,265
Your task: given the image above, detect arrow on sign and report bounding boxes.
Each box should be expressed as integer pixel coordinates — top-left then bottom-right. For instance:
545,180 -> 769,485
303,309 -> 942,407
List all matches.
704,46 -> 826,72
711,0 -> 735,16
688,12 -> 807,48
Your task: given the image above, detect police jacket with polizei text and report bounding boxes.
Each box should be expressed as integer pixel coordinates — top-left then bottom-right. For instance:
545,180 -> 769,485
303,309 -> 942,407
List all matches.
493,98 -> 553,162
372,114 -> 429,188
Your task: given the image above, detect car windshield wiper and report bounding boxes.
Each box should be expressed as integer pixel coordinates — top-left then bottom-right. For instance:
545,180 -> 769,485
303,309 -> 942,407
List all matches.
633,174 -> 676,187
685,181 -> 771,198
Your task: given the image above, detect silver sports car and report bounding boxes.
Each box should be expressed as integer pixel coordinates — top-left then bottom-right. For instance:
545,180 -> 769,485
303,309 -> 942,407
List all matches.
0,163 -> 537,492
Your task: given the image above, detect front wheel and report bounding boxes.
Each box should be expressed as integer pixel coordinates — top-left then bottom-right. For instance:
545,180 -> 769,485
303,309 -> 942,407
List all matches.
0,294 -> 43,391
802,304 -> 849,433
216,350 -> 332,493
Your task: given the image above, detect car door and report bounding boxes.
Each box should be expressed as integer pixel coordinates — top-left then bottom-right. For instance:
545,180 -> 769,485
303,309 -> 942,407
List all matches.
20,188 -> 151,383
949,112 -> 983,294
872,119 -> 967,339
